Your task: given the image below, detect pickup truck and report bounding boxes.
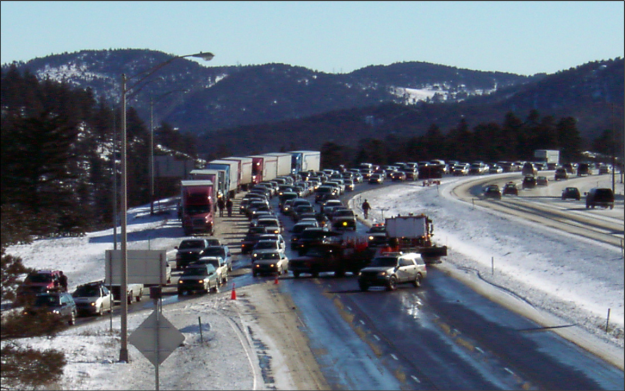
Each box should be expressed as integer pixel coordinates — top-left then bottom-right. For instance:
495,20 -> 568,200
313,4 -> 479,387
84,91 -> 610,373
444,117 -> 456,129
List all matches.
289,243 -> 374,278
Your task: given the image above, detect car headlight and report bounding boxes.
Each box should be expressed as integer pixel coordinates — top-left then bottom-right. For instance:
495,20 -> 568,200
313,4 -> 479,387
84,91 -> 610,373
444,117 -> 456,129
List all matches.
378,272 -> 387,276
198,279 -> 204,284
53,310 -> 60,314
253,253 -> 258,258
368,236 -> 374,240
255,264 -> 260,268
90,302 -> 96,307
178,280 -> 183,284
270,264 -> 275,268
342,222 -> 347,226
357,272 -> 362,276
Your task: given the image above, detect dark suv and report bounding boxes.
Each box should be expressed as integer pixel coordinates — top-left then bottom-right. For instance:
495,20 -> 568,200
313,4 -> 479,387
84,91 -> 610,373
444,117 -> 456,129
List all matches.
586,188 -> 614,209
23,291 -> 78,326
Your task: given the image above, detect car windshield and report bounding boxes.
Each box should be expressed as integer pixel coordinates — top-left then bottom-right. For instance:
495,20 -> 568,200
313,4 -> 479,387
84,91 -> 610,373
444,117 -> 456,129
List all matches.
26,274 -> 54,283
368,226 -> 385,233
301,230 -> 325,238
179,240 -> 205,249
34,295 -> 61,307
73,285 -> 100,297
183,267 -> 209,276
186,205 -> 210,215
255,241 -> 277,249
203,247 -> 225,256
334,210 -> 354,217
369,257 -> 398,267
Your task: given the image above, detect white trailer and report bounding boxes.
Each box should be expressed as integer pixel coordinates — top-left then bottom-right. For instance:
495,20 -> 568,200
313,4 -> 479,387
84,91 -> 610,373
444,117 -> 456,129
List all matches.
263,152 -> 292,177
534,150 -> 560,166
289,150 -> 321,173
385,214 -> 447,263
207,159 -> 239,197
222,157 -> 253,190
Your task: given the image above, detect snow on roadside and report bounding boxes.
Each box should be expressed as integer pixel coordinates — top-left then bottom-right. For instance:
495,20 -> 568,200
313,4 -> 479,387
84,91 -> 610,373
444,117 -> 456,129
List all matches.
352,176 -> 624,349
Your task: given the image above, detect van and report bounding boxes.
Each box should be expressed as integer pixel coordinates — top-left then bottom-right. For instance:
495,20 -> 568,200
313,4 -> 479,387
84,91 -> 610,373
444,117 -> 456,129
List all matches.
522,162 -> 537,176
585,188 -> 614,209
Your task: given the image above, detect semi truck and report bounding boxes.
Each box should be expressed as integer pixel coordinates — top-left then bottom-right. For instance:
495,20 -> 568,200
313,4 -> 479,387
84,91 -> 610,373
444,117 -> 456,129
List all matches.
189,169 -> 225,201
180,180 -> 215,236
206,160 -> 239,199
534,150 -> 560,169
222,156 -> 253,191
263,152 -> 292,177
249,155 -> 278,182
384,214 -> 447,263
289,151 -> 321,174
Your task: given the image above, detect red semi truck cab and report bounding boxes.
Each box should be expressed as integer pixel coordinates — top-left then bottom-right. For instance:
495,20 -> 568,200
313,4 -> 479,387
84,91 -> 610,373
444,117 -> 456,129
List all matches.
180,180 -> 215,236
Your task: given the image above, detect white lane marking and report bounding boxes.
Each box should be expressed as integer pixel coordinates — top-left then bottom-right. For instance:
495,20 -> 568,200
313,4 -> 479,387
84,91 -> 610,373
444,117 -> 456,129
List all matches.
505,367 -> 515,376
346,306 -> 352,311
390,354 -> 398,361
475,346 -> 484,354
373,334 -> 380,341
359,319 -> 365,325
411,375 -> 421,383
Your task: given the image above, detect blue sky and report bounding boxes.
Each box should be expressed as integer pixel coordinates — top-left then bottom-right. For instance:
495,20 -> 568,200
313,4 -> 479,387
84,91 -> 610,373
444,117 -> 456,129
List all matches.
1,1 -> 623,75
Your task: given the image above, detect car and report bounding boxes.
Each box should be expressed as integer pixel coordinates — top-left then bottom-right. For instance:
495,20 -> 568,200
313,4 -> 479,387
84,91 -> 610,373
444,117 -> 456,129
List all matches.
522,175 -> 537,189
240,226 -> 270,254
193,256 -> 228,285
561,187 -> 581,201
404,169 -> 419,181
252,240 -> 286,261
292,204 -> 316,222
344,178 -> 355,191
175,239 -> 214,270
330,209 -> 357,230
522,162 -> 538,176
562,163 -> 577,174
391,171 -> 406,181
502,182 -> 518,196
554,168 -> 569,180
200,245 -> 233,271
255,216 -> 283,234
586,188 -> 614,209
314,186 -> 339,203
281,198 -> 296,214
357,252 -> 427,291
177,264 -> 219,295
577,163 -> 591,176
369,174 -> 384,184
252,251 -> 289,277
599,164 -> 613,174
15,270 -> 66,306
536,176 -> 549,186
72,281 -> 114,317
290,221 -> 319,249
452,163 -> 470,176
295,227 -> 339,255
469,162 -> 488,175
483,185 -> 502,200
23,291 -> 78,326
488,164 -> 503,174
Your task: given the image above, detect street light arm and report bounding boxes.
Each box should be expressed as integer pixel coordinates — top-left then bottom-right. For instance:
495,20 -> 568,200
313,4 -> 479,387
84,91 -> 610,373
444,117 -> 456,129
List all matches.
126,52 -> 214,95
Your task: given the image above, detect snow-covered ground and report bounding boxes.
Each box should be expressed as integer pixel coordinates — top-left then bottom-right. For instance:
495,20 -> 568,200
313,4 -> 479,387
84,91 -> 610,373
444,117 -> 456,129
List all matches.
3,175 -> 624,389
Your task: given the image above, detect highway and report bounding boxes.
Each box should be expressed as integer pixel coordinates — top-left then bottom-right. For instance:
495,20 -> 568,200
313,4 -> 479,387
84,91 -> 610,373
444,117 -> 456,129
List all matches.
258,173 -> 623,390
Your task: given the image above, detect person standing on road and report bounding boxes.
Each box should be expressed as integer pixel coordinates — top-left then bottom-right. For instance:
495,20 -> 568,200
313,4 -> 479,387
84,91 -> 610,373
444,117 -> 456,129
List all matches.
217,197 -> 225,217
226,198 -> 233,217
361,199 -> 371,219
59,271 -> 68,292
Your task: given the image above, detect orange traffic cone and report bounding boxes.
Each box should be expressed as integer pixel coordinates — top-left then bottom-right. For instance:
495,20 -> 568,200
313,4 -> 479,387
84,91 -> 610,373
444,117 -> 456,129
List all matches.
231,283 -> 237,300
274,275 -> 279,285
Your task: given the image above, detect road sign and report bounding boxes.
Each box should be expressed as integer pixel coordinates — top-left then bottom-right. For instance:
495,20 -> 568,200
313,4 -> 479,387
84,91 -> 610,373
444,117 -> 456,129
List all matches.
105,250 -> 168,285
129,310 -> 185,366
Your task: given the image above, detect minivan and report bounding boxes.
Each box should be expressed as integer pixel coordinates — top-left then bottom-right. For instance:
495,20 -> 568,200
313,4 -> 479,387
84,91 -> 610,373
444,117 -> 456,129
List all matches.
586,188 -> 614,209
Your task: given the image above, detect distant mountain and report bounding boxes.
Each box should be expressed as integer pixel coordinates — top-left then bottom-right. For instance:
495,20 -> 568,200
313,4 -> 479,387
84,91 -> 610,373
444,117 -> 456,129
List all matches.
2,49 -> 622,156
2,49 -> 536,132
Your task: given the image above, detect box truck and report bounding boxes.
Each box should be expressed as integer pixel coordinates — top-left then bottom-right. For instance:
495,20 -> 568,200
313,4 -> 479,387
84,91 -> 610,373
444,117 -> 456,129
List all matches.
222,157 -> 253,191
263,152 -> 293,177
289,151 -> 321,174
206,160 -> 239,199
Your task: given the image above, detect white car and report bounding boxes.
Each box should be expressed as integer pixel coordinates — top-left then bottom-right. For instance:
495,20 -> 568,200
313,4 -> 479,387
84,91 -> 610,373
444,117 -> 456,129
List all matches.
72,282 -> 114,316
252,238 -> 287,261
252,250 -> 289,276
195,256 -> 229,285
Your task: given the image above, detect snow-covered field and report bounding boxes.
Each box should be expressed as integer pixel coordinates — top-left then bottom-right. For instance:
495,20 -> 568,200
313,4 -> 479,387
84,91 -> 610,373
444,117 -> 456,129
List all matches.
3,175 -> 624,389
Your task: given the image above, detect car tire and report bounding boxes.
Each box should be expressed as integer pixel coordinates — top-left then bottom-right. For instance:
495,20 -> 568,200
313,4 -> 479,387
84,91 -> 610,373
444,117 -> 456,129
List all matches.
386,276 -> 398,291
413,274 -> 422,288
293,271 -> 300,278
311,271 -> 319,278
359,282 -> 369,292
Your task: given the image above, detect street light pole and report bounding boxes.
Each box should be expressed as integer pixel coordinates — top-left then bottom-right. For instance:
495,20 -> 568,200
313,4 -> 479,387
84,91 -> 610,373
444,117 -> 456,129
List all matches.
118,52 -> 214,363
